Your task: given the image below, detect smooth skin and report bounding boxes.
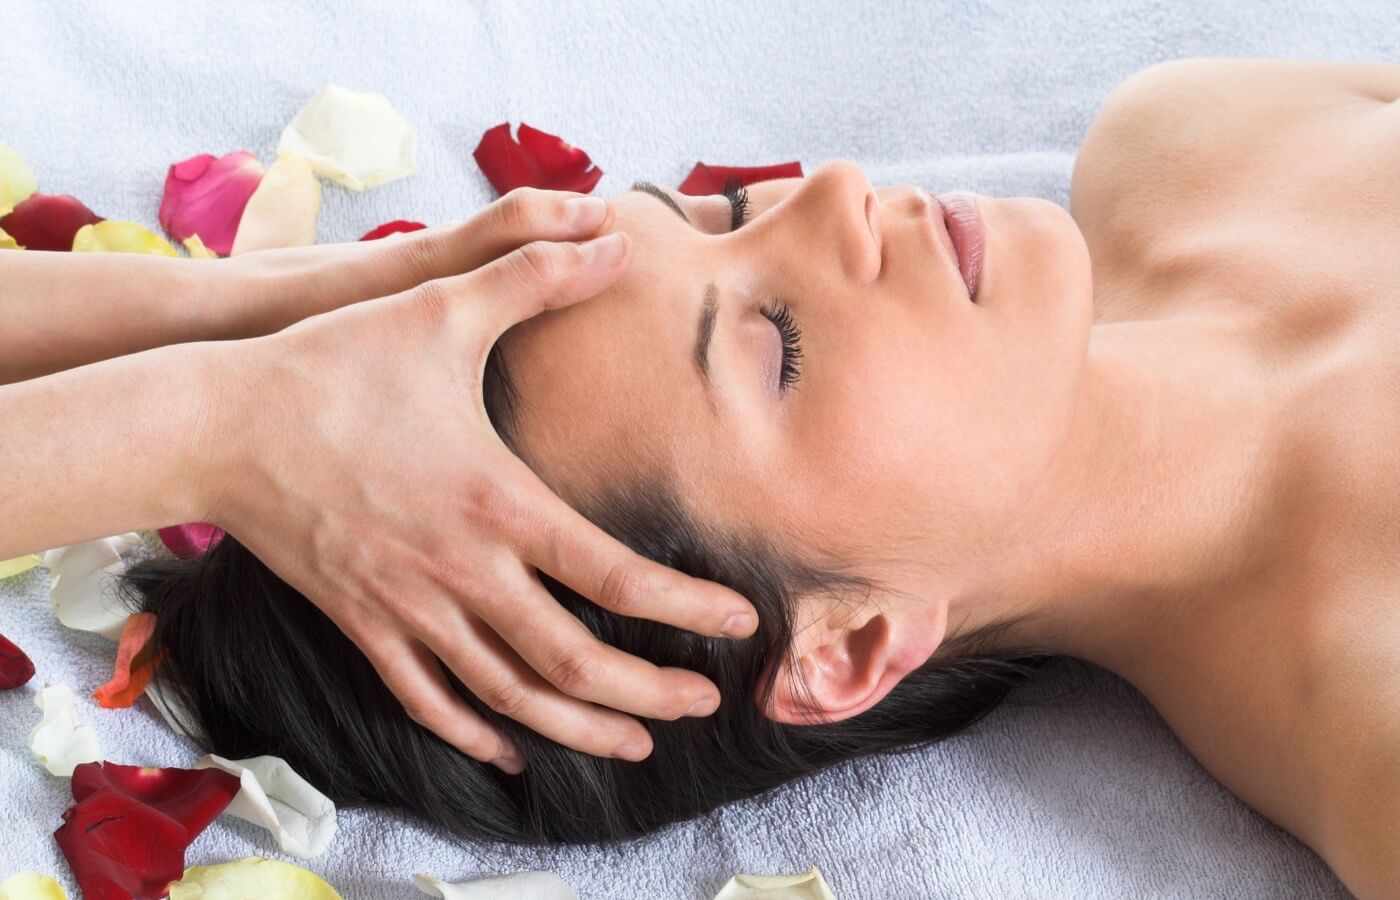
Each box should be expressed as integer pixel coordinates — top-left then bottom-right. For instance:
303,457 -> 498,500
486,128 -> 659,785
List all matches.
0,188 -> 759,775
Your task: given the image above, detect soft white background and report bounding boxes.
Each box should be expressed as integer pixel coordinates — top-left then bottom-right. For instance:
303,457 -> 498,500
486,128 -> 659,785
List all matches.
4,1 -> 1396,897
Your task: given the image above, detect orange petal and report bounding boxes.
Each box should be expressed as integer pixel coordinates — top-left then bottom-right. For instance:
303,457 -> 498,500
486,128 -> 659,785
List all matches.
94,612 -> 161,709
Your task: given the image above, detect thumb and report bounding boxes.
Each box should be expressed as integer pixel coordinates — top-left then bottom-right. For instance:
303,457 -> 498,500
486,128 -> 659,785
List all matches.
469,232 -> 631,340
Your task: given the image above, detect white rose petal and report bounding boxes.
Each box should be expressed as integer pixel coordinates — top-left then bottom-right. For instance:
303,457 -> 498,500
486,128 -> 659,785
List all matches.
277,84 -> 416,191
412,872 -> 576,900
41,533 -> 144,641
29,684 -> 102,777
194,754 -> 337,858
712,866 -> 839,900
230,153 -> 322,255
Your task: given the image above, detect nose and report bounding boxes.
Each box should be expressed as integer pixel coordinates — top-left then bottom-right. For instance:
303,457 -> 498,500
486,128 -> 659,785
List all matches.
777,160 -> 881,283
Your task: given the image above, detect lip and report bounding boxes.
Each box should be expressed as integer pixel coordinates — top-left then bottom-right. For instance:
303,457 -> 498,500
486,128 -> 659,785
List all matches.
934,192 -> 985,302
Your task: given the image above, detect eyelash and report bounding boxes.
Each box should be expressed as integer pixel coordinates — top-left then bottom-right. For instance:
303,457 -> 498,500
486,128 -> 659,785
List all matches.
723,178 -> 804,392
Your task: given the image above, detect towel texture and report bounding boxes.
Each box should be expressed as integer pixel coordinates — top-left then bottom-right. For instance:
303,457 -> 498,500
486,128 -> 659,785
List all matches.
6,0 -> 1395,896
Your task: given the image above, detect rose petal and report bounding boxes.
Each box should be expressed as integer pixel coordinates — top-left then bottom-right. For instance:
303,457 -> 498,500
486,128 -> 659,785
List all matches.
0,554 -> 41,578
0,872 -> 68,900
42,533 -> 145,641
72,761 -> 241,839
231,153 -> 322,255
677,161 -> 804,196
0,143 -> 38,218
0,632 -> 36,690
0,193 -> 103,252
159,151 -> 265,256
194,754 -> 337,858
54,786 -> 188,900
0,226 -> 21,250
182,235 -> 217,258
94,612 -> 160,709
413,872 -> 577,900
712,866 -> 838,900
277,84 -> 417,191
168,858 -> 343,900
157,523 -> 225,559
472,122 -> 602,196
29,684 -> 102,776
72,220 -> 178,256
360,219 -> 426,241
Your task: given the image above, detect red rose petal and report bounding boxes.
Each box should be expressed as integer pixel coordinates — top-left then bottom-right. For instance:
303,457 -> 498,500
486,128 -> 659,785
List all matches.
0,193 -> 103,251
157,523 -> 224,558
158,151 -> 264,256
0,632 -> 36,689
677,161 -> 804,196
473,121 -> 603,196
94,613 -> 161,709
54,787 -> 189,900
72,761 -> 241,842
360,219 -> 427,241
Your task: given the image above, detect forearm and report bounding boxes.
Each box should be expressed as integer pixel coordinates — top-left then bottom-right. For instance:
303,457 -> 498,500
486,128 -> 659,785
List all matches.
0,340 -> 223,556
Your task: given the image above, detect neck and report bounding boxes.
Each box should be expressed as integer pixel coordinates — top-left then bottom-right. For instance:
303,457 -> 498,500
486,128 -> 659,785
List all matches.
946,309 -> 1293,682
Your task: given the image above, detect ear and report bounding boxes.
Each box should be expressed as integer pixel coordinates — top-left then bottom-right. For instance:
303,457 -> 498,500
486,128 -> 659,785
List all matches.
758,597 -> 949,725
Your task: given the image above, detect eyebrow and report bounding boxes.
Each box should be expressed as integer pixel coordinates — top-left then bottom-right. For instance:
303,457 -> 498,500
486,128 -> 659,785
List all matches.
628,180 -> 720,394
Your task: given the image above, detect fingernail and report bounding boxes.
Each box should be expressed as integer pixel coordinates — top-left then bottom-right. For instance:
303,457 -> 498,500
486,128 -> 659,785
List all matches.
494,754 -> 525,775
686,693 -> 720,717
722,612 -> 756,637
567,196 -> 608,230
580,232 -> 625,266
614,738 -> 650,762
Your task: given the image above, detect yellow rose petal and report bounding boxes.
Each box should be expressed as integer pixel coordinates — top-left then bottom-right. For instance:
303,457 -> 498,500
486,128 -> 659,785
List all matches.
0,872 -> 67,900
183,235 -> 217,258
0,555 -> 42,579
167,858 -> 342,900
72,221 -> 178,256
0,144 -> 38,218
0,226 -> 21,251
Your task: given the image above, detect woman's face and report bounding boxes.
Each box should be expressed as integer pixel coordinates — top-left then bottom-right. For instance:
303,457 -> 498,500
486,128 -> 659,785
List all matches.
500,160 -> 1094,721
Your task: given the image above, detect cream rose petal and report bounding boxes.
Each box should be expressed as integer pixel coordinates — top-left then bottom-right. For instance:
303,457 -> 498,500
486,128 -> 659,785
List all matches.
167,858 -> 342,900
277,84 -> 416,190
230,153 -> 321,255
194,754 -> 337,858
0,872 -> 67,900
72,220 -> 178,256
0,143 -> 38,218
711,866 -> 839,900
29,683 -> 102,777
0,226 -> 21,250
0,555 -> 42,578
41,533 -> 144,641
413,872 -> 577,900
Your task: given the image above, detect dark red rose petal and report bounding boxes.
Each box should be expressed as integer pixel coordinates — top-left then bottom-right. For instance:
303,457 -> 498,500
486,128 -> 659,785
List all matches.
55,787 -> 189,900
473,121 -> 603,196
0,632 -> 36,689
677,161 -> 804,196
360,219 -> 427,241
72,761 -> 241,839
0,192 -> 103,251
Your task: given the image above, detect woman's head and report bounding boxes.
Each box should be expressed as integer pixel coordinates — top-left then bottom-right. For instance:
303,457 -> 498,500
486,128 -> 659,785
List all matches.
122,160 -> 1090,844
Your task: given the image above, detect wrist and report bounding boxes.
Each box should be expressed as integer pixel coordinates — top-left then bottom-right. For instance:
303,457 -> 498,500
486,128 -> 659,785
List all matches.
178,335 -> 266,527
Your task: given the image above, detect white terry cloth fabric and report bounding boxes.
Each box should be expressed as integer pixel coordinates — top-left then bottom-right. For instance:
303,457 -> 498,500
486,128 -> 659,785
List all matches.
5,0 -> 1394,896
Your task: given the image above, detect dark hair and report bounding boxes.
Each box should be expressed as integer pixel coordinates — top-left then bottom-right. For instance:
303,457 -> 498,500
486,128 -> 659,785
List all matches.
120,343 -> 1062,847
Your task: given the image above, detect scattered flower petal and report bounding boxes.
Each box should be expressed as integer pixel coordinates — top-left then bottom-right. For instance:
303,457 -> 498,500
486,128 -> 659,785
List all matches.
711,866 -> 837,900
94,612 -> 161,709
277,84 -> 416,191
54,783 -> 188,900
42,533 -> 144,641
157,523 -> 225,559
0,632 -> 36,689
0,143 -> 38,217
231,153 -> 322,255
72,761 -> 241,838
0,554 -> 41,578
29,684 -> 101,776
167,858 -> 343,900
72,220 -> 178,255
159,151 -> 265,256
360,219 -> 426,241
0,872 -> 68,900
414,872 -> 576,900
0,193 -> 102,251
195,754 -> 337,858
472,122 -> 602,196
0,226 -> 21,250
183,234 -> 217,258
677,161 -> 804,196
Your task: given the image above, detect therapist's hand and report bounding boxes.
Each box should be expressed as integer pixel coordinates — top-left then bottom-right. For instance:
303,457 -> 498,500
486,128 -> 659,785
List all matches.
195,190 -> 759,774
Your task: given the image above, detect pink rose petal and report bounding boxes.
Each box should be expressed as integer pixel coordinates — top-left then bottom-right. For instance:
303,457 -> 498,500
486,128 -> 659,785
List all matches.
158,151 -> 265,256
157,523 -> 225,558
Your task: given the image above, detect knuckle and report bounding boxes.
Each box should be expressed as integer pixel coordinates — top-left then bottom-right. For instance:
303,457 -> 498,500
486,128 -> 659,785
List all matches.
543,648 -> 597,695
598,563 -> 647,616
395,230 -> 446,284
410,278 -> 455,324
509,241 -> 561,287
479,675 -> 530,717
497,187 -> 544,233
461,475 -> 518,540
